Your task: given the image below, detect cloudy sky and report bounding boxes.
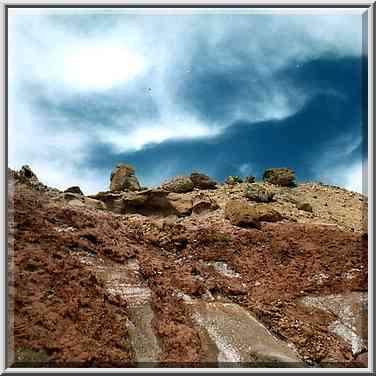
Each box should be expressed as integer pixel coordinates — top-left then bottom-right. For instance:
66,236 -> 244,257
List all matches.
8,8 -> 368,195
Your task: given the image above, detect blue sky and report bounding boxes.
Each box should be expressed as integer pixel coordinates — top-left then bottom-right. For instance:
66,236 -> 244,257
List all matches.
8,8 -> 367,195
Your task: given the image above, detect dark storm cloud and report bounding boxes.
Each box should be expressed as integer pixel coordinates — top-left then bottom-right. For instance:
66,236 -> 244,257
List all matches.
85,56 -> 365,189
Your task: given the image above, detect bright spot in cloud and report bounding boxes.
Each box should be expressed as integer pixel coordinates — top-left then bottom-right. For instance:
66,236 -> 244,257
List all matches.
59,41 -> 146,91
341,161 -> 367,195
98,116 -> 220,153
318,160 -> 366,195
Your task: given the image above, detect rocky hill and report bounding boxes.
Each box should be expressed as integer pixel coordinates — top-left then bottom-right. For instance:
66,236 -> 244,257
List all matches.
7,165 -> 368,368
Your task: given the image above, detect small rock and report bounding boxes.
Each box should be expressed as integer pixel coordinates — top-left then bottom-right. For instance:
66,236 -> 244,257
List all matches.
296,202 -> 313,213
192,193 -> 219,215
223,283 -> 247,295
254,204 -> 283,222
224,199 -> 261,229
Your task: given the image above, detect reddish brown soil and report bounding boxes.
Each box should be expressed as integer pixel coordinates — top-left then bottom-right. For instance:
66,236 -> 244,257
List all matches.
8,169 -> 368,368
132,217 -> 367,366
9,174 -> 136,367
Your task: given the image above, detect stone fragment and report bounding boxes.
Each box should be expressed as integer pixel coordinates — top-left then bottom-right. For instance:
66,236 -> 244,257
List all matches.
224,200 -> 261,229
254,204 -> 283,222
244,184 -> 275,203
296,202 -> 313,213
190,172 -> 217,190
64,186 -> 83,195
110,163 -> 141,192
161,176 -> 194,193
263,168 -> 296,187
192,193 -> 219,215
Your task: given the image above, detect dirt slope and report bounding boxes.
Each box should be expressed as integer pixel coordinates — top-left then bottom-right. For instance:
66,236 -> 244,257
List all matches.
7,169 -> 368,368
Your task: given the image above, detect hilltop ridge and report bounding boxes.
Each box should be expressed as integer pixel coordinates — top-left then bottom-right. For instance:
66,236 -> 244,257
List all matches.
7,165 -> 368,368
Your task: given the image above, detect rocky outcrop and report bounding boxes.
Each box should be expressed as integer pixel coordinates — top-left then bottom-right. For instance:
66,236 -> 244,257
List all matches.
64,186 -> 83,195
161,176 -> 194,193
20,165 -> 37,179
13,165 -> 58,194
190,172 -> 217,190
91,189 -> 193,217
192,193 -> 219,215
110,164 -> 141,192
254,204 -> 283,222
63,192 -> 106,210
244,184 -> 275,203
224,200 -> 260,228
263,168 -> 296,187
89,192 -> 125,213
167,193 -> 193,216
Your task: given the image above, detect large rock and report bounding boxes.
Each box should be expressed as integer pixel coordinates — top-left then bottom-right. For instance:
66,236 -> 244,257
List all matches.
190,172 -> 217,190
244,184 -> 274,203
188,301 -> 301,364
263,168 -> 296,187
20,165 -> 37,180
91,189 -> 175,216
64,186 -> 83,195
167,193 -> 193,216
161,176 -> 194,193
192,193 -> 219,215
224,200 -> 260,229
254,204 -> 283,222
110,163 -> 141,192
64,192 -> 106,210
298,292 -> 367,356
89,192 -> 125,213
123,189 -> 174,215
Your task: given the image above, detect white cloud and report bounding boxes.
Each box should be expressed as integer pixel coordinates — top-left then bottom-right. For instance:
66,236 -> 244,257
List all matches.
30,160 -> 106,196
343,161 -> 366,194
315,157 -> 367,195
97,114 -> 220,153
325,160 -> 366,195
